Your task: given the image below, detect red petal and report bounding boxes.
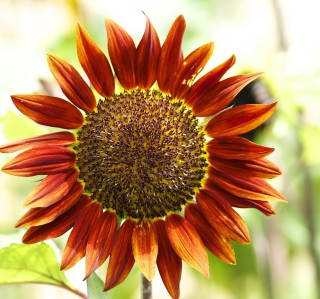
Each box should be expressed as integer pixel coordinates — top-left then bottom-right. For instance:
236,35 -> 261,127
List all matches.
204,180 -> 276,216
208,156 -> 281,179
135,14 -> 161,89
228,197 -> 275,216
196,188 -> 251,244
157,15 -> 186,93
192,73 -> 262,117
11,94 -> 84,129
208,167 -> 286,201
0,131 -> 76,153
185,203 -> 236,264
206,136 -> 274,160
77,24 -> 115,97
185,55 -> 236,106
2,145 -> 76,177
154,219 -> 181,299
15,181 -> 83,228
22,194 -> 91,244
104,218 -> 137,291
165,213 -> 209,278
61,201 -> 103,270
84,210 -> 118,279
105,19 -> 136,90
23,168 -> 79,208
47,54 -> 96,113
170,42 -> 214,99
205,103 -> 277,138
132,219 -> 158,281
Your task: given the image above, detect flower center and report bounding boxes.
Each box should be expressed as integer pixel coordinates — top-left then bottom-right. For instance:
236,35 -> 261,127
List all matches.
75,89 -> 207,219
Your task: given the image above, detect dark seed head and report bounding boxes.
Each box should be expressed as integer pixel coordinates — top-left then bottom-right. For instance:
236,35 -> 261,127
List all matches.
75,89 -> 207,219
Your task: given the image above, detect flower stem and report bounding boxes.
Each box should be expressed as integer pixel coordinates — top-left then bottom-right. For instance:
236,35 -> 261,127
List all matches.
61,283 -> 88,299
141,273 -> 152,299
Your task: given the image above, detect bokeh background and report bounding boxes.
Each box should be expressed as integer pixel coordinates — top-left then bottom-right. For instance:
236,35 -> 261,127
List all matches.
0,0 -> 320,298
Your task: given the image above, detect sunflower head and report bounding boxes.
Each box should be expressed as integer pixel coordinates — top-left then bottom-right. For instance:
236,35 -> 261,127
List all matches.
0,14 -> 285,299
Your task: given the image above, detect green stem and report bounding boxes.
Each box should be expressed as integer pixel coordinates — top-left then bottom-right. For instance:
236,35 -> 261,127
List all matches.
269,0 -> 287,51
62,283 -> 88,299
141,273 -> 152,299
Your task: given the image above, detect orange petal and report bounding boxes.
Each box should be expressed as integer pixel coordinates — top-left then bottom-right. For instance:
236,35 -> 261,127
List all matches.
154,219 -> 182,299
157,15 -> 186,93
84,210 -> 118,279
23,168 -> 79,208
165,213 -> 209,278
104,218 -> 137,291
208,166 -> 286,202
208,156 -> 281,179
2,145 -> 76,177
205,136 -> 274,160
22,194 -> 91,244
11,94 -> 84,129
61,201 -> 103,270
203,180 -> 276,216
185,203 -> 236,264
77,24 -> 115,97
0,131 -> 75,153
196,188 -> 251,244
185,55 -> 236,106
132,219 -> 158,281
229,198 -> 275,216
192,73 -> 262,117
205,102 -> 277,138
47,54 -> 96,113
170,42 -> 214,99
105,19 -> 136,90
135,14 -> 161,89
15,181 -> 83,228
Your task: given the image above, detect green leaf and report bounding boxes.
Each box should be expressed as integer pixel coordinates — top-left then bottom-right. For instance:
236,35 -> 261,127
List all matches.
0,242 -> 73,288
87,272 -> 111,299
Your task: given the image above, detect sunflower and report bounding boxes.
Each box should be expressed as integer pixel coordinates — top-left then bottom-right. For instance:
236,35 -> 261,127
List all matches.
0,14 -> 285,299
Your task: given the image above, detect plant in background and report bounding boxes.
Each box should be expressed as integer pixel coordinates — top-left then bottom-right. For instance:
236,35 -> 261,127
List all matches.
0,14 -> 285,299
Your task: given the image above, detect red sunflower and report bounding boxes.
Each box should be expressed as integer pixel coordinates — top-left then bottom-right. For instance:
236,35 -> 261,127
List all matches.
0,14 -> 285,299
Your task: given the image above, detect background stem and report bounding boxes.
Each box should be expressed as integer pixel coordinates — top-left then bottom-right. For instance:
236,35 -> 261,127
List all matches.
141,273 -> 152,299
